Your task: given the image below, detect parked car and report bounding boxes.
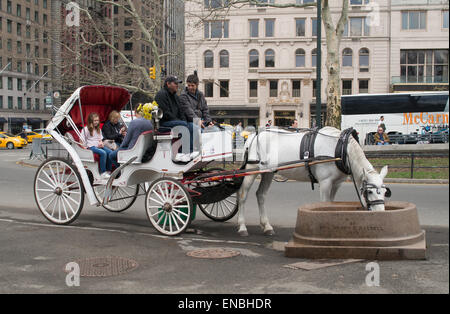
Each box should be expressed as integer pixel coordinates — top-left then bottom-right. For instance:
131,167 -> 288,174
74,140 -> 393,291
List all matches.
0,132 -> 28,149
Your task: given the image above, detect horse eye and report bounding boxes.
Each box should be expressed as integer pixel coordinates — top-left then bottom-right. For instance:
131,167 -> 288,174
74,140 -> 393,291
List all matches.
368,190 -> 373,194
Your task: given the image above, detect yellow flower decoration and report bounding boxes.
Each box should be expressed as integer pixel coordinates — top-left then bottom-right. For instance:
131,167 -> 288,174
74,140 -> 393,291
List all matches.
137,101 -> 159,120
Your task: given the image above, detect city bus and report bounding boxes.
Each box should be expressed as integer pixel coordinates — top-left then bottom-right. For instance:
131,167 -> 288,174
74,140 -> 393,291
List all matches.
341,91 -> 449,145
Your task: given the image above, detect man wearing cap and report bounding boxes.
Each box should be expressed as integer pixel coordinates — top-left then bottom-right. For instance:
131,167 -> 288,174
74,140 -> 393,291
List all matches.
155,76 -> 199,162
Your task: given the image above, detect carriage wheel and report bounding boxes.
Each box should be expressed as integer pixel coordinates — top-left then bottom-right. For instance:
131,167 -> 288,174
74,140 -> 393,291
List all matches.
199,193 -> 239,222
94,184 -> 139,213
34,157 -> 84,225
145,178 -> 193,236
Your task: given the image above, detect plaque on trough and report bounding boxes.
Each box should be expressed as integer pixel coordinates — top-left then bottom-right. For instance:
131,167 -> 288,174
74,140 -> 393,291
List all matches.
285,201 -> 426,260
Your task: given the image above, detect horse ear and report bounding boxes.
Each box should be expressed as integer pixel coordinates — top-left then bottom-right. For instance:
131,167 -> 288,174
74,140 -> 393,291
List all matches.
380,165 -> 388,180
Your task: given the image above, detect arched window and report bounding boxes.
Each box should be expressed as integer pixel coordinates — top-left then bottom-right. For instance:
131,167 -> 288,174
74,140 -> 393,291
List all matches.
359,48 -> 369,72
219,50 -> 229,68
249,49 -> 259,68
295,48 -> 305,67
312,48 -> 317,67
204,50 -> 213,68
265,49 -> 275,67
342,48 -> 353,67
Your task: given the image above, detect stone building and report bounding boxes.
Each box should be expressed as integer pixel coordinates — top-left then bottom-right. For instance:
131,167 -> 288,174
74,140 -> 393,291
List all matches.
184,0 -> 449,128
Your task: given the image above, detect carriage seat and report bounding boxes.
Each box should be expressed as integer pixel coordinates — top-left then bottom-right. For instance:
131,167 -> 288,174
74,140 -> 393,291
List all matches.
65,130 -> 98,163
117,130 -> 154,164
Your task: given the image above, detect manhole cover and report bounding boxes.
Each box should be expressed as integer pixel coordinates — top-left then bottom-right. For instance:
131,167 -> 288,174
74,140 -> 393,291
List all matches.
71,257 -> 138,277
186,248 -> 241,259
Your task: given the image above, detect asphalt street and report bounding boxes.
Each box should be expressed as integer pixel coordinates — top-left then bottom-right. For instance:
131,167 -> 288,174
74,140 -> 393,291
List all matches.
0,147 -> 448,294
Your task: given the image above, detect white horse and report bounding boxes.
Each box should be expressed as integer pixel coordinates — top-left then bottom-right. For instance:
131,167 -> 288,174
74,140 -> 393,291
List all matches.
237,126 -> 390,236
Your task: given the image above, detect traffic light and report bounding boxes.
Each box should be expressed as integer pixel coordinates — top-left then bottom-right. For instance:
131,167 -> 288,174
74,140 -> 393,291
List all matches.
149,67 -> 156,80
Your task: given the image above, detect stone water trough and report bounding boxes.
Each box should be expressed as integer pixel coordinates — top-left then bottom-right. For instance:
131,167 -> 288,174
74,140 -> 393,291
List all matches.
285,201 -> 426,260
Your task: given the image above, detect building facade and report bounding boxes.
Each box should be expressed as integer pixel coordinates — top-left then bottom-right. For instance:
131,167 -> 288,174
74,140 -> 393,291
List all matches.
184,0 -> 449,128
0,0 -> 54,133
164,0 -> 185,80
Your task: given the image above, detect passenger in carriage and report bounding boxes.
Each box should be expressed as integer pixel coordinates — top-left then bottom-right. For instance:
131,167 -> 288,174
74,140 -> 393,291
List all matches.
102,110 -> 126,149
155,75 -> 200,163
109,106 -> 153,169
179,72 -> 214,130
80,113 -> 113,179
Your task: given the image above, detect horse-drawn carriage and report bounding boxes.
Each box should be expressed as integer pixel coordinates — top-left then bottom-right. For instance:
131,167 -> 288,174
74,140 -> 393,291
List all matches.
34,85 -> 391,237
34,85 -> 244,236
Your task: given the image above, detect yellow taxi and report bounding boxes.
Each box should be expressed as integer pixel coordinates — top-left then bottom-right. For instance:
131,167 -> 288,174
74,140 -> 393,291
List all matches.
219,123 -> 252,140
0,132 -> 28,149
16,130 -> 52,143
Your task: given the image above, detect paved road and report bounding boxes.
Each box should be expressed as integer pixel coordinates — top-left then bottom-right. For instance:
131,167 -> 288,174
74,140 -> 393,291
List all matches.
0,147 -> 448,294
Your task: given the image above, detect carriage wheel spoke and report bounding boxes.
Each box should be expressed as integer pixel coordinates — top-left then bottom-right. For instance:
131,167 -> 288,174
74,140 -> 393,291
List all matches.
173,208 -> 189,217
41,168 -> 57,187
149,209 -> 165,218
62,194 -> 76,215
172,210 -> 186,225
38,177 -> 56,190
149,196 -> 164,206
60,195 -> 69,220
171,212 -> 180,231
168,213 -> 173,233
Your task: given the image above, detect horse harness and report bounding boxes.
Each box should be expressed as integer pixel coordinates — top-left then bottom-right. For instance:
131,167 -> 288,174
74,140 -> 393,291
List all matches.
299,127 -> 358,190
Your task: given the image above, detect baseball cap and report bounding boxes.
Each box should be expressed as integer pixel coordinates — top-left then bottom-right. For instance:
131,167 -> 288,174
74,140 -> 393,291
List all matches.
165,76 -> 183,84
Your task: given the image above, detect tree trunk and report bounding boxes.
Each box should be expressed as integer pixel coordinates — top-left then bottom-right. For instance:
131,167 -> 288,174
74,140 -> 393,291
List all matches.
325,38 -> 342,128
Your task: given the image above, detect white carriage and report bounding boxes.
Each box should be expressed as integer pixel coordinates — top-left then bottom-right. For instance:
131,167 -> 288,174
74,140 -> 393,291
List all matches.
33,86 -> 239,236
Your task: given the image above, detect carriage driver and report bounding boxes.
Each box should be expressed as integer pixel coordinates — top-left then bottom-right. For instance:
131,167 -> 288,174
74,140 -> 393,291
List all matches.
155,75 -> 200,163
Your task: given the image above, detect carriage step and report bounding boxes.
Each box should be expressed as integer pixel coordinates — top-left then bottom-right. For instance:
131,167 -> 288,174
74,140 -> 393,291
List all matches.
103,156 -> 137,205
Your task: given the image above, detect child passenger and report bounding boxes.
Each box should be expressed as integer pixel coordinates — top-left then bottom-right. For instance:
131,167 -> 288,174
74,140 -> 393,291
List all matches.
80,112 -> 113,179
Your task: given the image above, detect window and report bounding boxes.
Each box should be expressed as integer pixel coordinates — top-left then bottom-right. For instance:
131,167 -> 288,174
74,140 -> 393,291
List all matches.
401,50 -> 448,83
124,18 -> 132,26
7,39 -> 12,51
249,80 -> 258,98
17,41 -> 22,54
35,98 -> 40,111
204,81 -> 214,97
44,0 -> 47,9
204,21 -> 229,39
359,79 -> 369,93
7,58 -> 12,70
204,0 -> 229,9
249,20 -> 259,38
27,98 -> 31,110
219,50 -> 229,68
219,80 -> 229,97
124,42 -> 133,51
35,81 -> 40,93
8,77 -> 13,90
17,4 -> 21,17
350,0 -> 370,5
312,48 -> 317,67
17,61 -> 22,72
26,80 -> 32,90
35,63 -> 39,75
34,11 -> 39,23
0,96 -> 2,109
359,48 -> 369,72
265,19 -> 274,37
18,97 -> 23,110
402,11 -> 426,30
342,48 -> 353,67
342,80 -> 353,95
17,23 -> 22,36
43,14 -> 47,26
124,30 -> 133,39
7,20 -> 12,33
26,8 -> 30,20
312,18 -> 317,37
292,80 -> 301,97
8,96 -> 13,109
349,17 -> 369,36
295,18 -> 305,37
312,79 -> 317,98
269,80 -> 278,97
26,26 -> 31,38
249,49 -> 259,68
443,11 -> 449,29
265,49 -> 275,67
7,1 -> 11,13
204,50 -> 214,68
295,49 -> 305,67
34,46 -> 39,57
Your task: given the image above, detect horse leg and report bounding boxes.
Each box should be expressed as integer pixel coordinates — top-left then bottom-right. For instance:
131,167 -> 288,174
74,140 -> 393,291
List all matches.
330,182 -> 343,201
319,178 -> 334,202
256,172 -> 275,235
237,172 -> 257,236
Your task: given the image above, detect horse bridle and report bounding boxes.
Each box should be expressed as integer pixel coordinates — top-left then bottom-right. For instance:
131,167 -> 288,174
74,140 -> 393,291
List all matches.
360,181 -> 392,209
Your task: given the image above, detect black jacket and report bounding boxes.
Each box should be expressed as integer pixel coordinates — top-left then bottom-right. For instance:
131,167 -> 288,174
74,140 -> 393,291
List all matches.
179,88 -> 211,125
155,86 -> 186,123
102,120 -> 124,144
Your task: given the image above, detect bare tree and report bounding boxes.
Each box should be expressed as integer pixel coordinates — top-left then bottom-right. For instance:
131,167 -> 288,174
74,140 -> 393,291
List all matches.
52,0 -> 174,100
188,0 -> 350,129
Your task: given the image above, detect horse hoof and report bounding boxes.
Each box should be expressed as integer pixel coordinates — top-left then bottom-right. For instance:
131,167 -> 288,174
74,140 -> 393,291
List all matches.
238,230 -> 249,237
264,229 -> 275,236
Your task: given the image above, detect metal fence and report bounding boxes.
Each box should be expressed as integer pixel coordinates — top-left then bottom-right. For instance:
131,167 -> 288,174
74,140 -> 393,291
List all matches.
364,151 -> 449,179
366,133 -> 449,145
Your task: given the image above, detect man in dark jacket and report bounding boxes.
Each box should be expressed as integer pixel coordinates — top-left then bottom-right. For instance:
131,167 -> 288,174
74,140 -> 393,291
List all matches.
155,76 -> 199,162
179,74 -> 212,129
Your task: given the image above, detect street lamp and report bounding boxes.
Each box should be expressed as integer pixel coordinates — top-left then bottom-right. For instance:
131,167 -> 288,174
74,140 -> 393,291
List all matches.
316,0 -> 322,129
